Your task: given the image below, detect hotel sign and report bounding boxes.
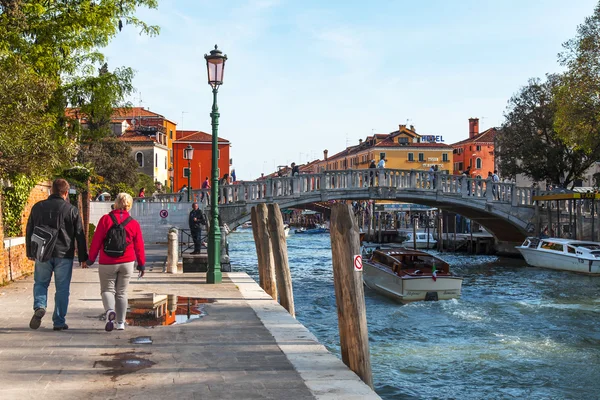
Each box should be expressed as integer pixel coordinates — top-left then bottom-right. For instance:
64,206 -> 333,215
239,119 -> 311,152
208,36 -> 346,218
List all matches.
421,135 -> 444,143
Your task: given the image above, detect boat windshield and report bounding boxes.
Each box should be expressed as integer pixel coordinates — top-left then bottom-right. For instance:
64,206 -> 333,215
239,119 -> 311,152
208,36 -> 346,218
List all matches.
574,243 -> 600,250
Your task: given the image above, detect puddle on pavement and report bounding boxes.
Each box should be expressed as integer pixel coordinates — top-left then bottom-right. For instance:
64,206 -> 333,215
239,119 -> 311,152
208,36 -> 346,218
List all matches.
126,295 -> 215,327
130,336 -> 153,345
93,351 -> 155,381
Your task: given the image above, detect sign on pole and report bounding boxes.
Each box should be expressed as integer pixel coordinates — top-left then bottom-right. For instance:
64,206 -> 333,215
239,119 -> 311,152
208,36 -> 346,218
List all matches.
160,210 -> 169,218
354,254 -> 363,272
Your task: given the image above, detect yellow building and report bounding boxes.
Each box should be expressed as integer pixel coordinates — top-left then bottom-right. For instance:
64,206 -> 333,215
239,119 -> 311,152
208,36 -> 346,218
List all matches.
318,125 -> 453,173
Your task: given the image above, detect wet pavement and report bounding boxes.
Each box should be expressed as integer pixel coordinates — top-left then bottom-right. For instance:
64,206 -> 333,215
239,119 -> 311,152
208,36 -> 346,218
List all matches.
0,257 -> 379,400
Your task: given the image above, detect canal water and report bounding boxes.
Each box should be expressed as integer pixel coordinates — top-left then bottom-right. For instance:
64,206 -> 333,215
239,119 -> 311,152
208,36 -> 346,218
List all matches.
228,230 -> 600,400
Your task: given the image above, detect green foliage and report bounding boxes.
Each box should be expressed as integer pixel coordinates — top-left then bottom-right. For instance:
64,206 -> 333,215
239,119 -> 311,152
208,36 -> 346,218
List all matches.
88,223 -> 96,245
61,165 -> 93,192
135,173 -> 157,196
0,57 -> 71,180
1,175 -> 37,237
65,63 -> 135,141
111,182 -> 135,198
498,76 -> 594,188
0,1 -> 159,181
554,3 -> 600,155
79,139 -> 139,189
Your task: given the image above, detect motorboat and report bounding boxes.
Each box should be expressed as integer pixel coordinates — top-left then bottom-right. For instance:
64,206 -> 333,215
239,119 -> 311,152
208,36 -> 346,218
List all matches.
363,249 -> 462,302
516,237 -> 600,274
402,232 -> 437,249
295,224 -> 329,234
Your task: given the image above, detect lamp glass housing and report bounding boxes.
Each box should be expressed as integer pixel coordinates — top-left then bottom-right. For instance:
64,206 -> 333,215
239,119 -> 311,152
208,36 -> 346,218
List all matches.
183,145 -> 194,160
205,45 -> 227,89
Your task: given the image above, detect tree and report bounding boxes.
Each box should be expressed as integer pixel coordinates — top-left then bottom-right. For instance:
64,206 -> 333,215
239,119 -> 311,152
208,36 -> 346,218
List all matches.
65,63 -> 135,141
497,76 -> 595,188
79,139 -> 139,189
0,0 -> 158,180
554,2 -> 600,156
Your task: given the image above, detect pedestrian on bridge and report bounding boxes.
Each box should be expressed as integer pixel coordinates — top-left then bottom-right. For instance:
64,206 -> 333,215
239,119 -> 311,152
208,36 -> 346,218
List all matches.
201,177 -> 210,204
369,159 -> 376,186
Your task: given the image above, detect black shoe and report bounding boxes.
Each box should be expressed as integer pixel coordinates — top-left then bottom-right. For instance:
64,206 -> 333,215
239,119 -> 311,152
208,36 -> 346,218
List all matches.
53,324 -> 69,331
191,251 -> 200,255
29,308 -> 46,330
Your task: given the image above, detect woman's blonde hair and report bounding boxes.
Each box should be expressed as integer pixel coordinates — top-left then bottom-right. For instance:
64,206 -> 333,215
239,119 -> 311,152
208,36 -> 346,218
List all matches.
114,192 -> 133,211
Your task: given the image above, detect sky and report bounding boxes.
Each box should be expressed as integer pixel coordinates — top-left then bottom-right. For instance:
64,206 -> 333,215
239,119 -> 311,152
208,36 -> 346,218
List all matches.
103,0 -> 599,180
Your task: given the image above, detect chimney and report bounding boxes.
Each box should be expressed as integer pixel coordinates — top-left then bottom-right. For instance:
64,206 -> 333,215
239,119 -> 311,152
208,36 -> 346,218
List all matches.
359,139 -> 363,145
410,125 -> 415,132
324,149 -> 328,160
469,118 -> 479,138
399,124 -> 406,130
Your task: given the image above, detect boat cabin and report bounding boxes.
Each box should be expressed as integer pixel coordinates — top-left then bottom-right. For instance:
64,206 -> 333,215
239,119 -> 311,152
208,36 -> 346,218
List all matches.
521,238 -> 600,257
370,250 -> 450,276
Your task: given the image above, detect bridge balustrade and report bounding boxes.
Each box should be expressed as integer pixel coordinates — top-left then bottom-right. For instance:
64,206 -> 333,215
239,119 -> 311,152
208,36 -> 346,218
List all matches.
147,169 -> 536,208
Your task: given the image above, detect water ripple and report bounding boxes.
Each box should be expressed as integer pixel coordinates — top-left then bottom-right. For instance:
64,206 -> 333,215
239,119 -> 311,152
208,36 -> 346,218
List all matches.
229,231 -> 600,400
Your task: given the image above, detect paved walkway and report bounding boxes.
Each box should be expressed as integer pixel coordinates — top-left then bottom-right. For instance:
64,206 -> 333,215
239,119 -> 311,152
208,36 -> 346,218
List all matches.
0,265 -> 379,399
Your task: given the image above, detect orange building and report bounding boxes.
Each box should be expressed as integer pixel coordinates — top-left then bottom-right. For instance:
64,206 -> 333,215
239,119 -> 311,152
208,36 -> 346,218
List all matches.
451,118 -> 497,178
173,130 -> 231,191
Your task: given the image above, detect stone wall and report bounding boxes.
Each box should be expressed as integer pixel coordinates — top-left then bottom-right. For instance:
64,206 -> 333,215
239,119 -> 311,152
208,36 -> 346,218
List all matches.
1,182 -> 51,285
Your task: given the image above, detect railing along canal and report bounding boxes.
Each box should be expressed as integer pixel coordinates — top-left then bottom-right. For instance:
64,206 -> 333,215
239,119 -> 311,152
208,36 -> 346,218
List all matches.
148,169 -> 536,207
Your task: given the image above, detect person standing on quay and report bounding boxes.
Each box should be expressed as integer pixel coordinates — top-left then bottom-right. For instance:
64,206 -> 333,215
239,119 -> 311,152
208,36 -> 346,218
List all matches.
189,202 -> 206,254
26,178 -> 89,331
88,193 -> 145,332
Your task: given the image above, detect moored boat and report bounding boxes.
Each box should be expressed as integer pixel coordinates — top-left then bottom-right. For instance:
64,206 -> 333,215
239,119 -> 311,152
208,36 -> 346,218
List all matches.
516,237 -> 600,275
401,232 -> 437,249
363,249 -> 462,302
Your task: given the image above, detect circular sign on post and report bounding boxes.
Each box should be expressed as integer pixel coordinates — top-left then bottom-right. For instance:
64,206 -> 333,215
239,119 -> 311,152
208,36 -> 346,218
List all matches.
160,209 -> 169,218
354,255 -> 363,272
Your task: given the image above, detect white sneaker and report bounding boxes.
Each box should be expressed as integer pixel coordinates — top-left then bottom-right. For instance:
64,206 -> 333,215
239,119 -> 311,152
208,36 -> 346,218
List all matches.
105,309 -> 116,332
116,322 -> 125,330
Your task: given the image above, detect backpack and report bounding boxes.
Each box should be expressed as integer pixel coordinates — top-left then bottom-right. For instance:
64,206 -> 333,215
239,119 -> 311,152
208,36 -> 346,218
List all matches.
30,202 -> 68,262
103,213 -> 132,257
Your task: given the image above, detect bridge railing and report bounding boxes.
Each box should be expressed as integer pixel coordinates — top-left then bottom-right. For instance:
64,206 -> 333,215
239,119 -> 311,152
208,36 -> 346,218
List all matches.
148,169 -> 536,207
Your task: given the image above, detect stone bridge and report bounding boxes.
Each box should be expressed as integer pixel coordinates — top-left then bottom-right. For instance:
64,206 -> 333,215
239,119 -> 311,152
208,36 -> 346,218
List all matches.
156,169 -> 537,242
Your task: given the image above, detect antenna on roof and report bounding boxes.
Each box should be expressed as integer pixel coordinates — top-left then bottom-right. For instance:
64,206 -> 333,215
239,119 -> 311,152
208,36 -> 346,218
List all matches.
181,111 -> 189,129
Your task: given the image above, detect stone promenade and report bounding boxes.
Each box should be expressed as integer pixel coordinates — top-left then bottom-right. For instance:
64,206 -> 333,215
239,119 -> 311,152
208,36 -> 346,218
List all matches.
0,267 -> 379,400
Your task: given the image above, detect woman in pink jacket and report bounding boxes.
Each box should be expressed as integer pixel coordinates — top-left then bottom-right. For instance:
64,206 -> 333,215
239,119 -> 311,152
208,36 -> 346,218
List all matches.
88,193 -> 145,332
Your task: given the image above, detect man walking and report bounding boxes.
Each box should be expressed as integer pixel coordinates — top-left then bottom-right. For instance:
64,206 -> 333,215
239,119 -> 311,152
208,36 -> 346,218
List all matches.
201,177 -> 210,204
189,202 -> 206,254
25,178 -> 88,331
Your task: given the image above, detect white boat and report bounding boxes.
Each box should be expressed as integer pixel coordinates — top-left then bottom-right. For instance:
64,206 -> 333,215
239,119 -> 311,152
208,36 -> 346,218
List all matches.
363,249 -> 462,302
402,232 -> 437,249
284,224 -> 290,237
516,237 -> 600,275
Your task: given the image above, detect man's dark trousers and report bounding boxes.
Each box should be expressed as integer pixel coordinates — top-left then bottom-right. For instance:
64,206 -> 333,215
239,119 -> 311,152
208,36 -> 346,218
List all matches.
191,228 -> 202,253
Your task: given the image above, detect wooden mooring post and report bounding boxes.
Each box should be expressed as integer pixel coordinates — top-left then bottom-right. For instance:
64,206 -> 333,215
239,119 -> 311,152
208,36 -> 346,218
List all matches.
267,203 -> 295,317
329,203 -> 373,388
251,205 -> 277,300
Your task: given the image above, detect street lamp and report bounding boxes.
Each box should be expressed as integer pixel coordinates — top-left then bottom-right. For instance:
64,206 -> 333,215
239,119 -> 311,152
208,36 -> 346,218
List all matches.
205,44 -> 227,284
183,144 -> 194,201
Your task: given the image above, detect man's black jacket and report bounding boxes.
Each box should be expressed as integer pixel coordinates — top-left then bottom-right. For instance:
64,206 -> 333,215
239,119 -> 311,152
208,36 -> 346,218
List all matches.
189,209 -> 206,230
25,194 -> 88,262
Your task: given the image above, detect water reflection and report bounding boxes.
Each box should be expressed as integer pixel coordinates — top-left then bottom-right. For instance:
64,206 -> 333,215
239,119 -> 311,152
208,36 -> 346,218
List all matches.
127,294 -> 215,326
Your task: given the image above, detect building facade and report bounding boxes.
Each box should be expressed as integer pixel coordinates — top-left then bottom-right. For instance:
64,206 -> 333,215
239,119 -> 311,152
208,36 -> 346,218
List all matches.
316,125 -> 453,173
451,118 -> 497,178
173,130 -> 231,191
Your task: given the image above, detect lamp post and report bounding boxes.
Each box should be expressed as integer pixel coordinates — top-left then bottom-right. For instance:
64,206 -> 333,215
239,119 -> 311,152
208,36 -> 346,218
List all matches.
205,44 -> 227,284
183,144 -> 194,201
